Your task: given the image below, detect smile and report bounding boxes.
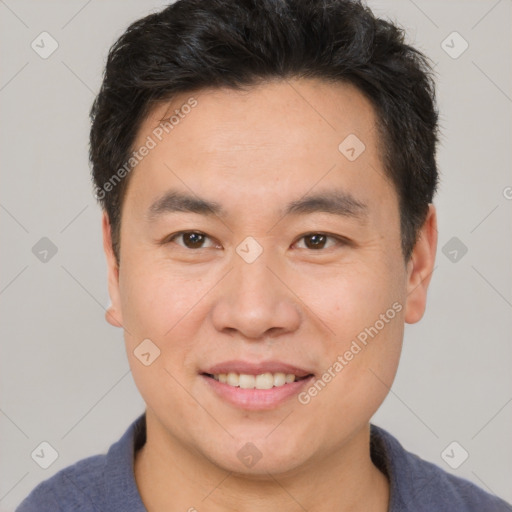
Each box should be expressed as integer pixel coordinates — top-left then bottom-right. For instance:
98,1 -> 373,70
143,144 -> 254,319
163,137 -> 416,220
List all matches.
207,372 -> 310,389
200,360 -> 315,409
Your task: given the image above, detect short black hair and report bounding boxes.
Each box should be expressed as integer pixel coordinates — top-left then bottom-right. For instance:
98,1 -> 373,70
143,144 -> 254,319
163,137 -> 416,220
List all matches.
90,0 -> 439,265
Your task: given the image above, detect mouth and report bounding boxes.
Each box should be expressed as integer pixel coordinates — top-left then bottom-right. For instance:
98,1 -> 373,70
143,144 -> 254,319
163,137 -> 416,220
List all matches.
201,372 -> 313,390
199,361 -> 315,410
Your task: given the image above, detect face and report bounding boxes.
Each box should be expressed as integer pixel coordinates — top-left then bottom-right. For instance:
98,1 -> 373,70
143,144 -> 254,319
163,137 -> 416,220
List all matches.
103,78 -> 437,475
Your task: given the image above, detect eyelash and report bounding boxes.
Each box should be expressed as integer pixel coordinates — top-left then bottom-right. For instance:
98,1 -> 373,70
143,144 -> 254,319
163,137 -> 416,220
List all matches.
162,231 -> 348,251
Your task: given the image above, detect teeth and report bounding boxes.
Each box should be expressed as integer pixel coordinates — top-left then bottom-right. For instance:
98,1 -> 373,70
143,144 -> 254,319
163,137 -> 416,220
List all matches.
213,372 -> 299,389
239,374 -> 255,389
274,373 -> 286,386
255,373 -> 274,389
227,372 -> 239,387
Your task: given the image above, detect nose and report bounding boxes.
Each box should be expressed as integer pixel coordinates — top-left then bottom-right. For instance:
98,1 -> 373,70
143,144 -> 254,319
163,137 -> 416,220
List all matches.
210,250 -> 302,341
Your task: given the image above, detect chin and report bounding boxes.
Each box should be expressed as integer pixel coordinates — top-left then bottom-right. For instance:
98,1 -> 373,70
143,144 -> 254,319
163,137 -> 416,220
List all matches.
200,428 -> 312,477
216,453 -> 307,479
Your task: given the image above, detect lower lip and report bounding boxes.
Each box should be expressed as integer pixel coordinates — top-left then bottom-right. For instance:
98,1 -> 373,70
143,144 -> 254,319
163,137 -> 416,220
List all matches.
201,374 -> 314,411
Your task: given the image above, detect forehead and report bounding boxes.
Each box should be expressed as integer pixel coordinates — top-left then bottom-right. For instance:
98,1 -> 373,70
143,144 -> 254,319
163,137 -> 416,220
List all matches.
144,79 -> 378,155
125,78 -> 395,222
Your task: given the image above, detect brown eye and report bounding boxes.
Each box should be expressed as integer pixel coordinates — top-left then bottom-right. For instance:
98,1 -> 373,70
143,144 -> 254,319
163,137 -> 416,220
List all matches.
295,233 -> 342,250
304,234 -> 327,249
167,231 -> 216,249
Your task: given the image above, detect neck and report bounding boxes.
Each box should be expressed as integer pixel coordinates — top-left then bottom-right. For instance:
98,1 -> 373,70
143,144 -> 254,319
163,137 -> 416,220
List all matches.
134,411 -> 389,512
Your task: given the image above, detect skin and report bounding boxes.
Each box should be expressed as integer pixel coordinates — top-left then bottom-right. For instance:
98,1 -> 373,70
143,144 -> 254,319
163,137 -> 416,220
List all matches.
102,77 -> 437,511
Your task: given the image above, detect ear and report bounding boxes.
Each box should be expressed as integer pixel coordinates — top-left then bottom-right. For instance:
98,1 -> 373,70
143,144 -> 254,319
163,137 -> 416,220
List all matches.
102,211 -> 124,328
404,204 -> 438,324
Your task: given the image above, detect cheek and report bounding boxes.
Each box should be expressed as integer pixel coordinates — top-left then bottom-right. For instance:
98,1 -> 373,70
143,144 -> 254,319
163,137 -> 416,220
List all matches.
298,301 -> 404,438
119,259 -> 207,339
118,264 -> 205,420
312,259 -> 402,334
118,259 -> 219,393
310,258 -> 405,397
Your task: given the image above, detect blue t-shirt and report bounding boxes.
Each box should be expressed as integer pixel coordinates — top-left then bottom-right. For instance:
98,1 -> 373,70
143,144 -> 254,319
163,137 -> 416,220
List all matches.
16,412 -> 511,511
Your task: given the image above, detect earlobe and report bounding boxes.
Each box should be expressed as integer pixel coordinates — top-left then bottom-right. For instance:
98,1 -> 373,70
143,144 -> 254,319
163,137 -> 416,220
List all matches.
105,305 -> 124,328
404,204 -> 438,324
102,211 -> 124,329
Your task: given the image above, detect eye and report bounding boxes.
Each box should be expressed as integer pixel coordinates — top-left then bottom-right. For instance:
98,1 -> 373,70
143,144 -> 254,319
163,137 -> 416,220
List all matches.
163,231 -> 347,251
294,233 -> 345,250
165,231 -> 218,249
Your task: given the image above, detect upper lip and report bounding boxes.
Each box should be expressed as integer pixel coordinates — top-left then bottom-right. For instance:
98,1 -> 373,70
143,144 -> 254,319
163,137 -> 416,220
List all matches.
203,360 -> 314,378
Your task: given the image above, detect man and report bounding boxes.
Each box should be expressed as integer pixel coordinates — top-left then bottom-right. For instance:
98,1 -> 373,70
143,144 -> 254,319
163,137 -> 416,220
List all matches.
16,0 -> 511,510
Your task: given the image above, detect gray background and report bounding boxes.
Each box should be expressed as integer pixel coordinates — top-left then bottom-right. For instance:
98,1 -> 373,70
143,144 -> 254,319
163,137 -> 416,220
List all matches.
1,0 -> 511,510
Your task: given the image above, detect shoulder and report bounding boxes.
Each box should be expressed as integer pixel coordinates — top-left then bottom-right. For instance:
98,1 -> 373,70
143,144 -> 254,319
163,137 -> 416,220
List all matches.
16,413 -> 147,512
15,453 -> 107,512
370,424 -> 512,512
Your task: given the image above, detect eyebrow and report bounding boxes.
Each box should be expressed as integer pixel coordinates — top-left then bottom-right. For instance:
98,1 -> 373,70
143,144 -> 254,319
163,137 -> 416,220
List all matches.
146,189 -> 368,223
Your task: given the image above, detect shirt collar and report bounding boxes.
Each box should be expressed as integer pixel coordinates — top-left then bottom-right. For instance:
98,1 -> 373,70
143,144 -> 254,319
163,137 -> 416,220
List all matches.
105,412 -> 147,511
